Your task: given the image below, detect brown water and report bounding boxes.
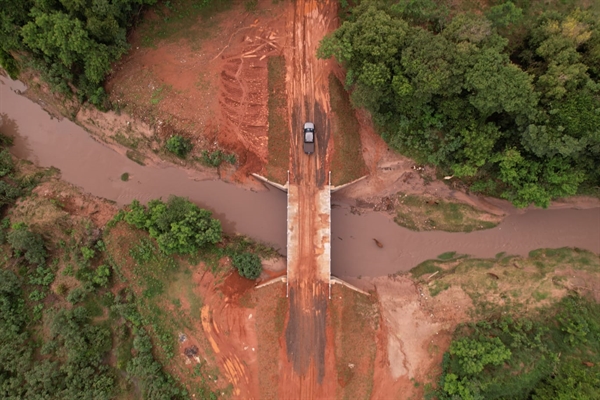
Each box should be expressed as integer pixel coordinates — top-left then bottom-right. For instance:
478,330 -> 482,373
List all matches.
2,76 -> 599,277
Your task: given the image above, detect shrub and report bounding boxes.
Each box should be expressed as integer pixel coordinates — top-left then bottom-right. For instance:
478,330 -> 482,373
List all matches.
66,287 -> 87,304
124,196 -> 222,255
165,135 -> 193,158
199,149 -> 237,167
92,264 -> 111,287
0,181 -> 21,209
7,223 -> 47,265
232,252 -> 262,279
121,172 -> 129,181
0,149 -> 14,177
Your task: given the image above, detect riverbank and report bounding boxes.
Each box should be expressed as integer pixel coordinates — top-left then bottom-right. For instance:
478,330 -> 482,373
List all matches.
1,75 -> 599,278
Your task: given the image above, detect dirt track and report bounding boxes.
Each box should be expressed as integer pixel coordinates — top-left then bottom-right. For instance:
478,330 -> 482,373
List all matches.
280,0 -> 338,397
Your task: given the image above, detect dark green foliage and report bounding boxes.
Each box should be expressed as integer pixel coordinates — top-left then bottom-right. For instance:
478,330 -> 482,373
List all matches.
113,301 -> 189,399
165,135 -> 193,158
318,0 -> 600,207
7,223 -> 47,266
0,182 -> 195,400
0,149 -> 14,177
0,0 -> 157,106
438,296 -> 600,399
66,286 -> 87,304
0,180 -> 21,210
124,196 -> 222,255
232,252 -> 262,279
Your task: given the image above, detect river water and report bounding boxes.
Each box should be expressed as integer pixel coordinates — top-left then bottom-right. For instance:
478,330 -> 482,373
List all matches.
1,76 -> 599,277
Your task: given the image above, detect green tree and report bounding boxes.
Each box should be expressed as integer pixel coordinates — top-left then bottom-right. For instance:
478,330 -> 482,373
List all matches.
0,149 -> 14,177
7,223 -> 47,266
232,252 -> 262,280
449,336 -> 512,375
319,0 -> 600,207
124,196 -> 222,255
165,135 -> 193,158
485,1 -> 523,28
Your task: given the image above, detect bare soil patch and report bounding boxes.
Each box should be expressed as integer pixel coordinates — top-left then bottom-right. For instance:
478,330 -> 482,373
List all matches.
106,0 -> 289,181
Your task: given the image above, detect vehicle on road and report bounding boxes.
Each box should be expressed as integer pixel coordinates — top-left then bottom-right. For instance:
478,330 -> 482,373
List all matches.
303,122 -> 315,154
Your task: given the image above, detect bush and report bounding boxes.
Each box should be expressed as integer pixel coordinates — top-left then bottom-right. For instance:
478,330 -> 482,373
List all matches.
232,252 -> 262,279
0,149 -> 14,177
66,287 -> 87,304
165,135 -> 193,158
121,172 -> 129,181
199,149 -> 237,167
124,196 -> 222,255
0,181 -> 21,209
92,264 -> 111,287
7,223 -> 47,265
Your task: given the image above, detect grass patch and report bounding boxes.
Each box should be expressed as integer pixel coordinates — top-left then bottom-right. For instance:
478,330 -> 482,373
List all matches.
265,56 -> 290,183
429,280 -> 450,297
113,131 -> 140,149
329,73 -> 367,185
395,193 -> 501,232
437,251 -> 457,260
410,260 -> 444,279
125,150 -> 146,166
410,247 -> 600,318
137,0 -> 233,48
150,85 -> 168,105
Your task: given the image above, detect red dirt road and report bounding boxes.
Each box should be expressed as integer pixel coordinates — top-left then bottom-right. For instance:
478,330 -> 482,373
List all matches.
280,0 -> 338,397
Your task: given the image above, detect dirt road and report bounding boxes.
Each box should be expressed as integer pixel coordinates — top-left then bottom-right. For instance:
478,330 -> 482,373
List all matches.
279,0 -> 338,397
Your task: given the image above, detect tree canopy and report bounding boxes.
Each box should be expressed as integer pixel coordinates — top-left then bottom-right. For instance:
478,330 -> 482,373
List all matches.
319,0 -> 600,207
0,0 -> 156,106
124,196 -> 223,255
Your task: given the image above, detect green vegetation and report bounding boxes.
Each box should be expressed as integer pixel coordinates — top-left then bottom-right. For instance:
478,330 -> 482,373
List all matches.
0,180 -> 196,399
439,296 -> 600,399
7,222 -> 47,265
120,172 -> 130,181
232,252 -> 262,279
266,56 -> 290,183
197,149 -> 237,167
123,196 -> 222,255
0,0 -> 156,107
395,194 -> 500,232
329,73 -> 368,185
135,0 -> 232,49
166,135 -> 194,158
318,0 -> 600,207
409,248 -> 600,399
125,149 -> 146,166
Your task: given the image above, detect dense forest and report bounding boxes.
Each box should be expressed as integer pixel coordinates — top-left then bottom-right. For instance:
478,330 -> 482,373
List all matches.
319,0 -> 600,207
0,0 -> 157,106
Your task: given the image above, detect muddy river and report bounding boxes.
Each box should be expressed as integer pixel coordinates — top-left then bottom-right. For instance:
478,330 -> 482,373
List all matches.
1,77 -> 599,277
